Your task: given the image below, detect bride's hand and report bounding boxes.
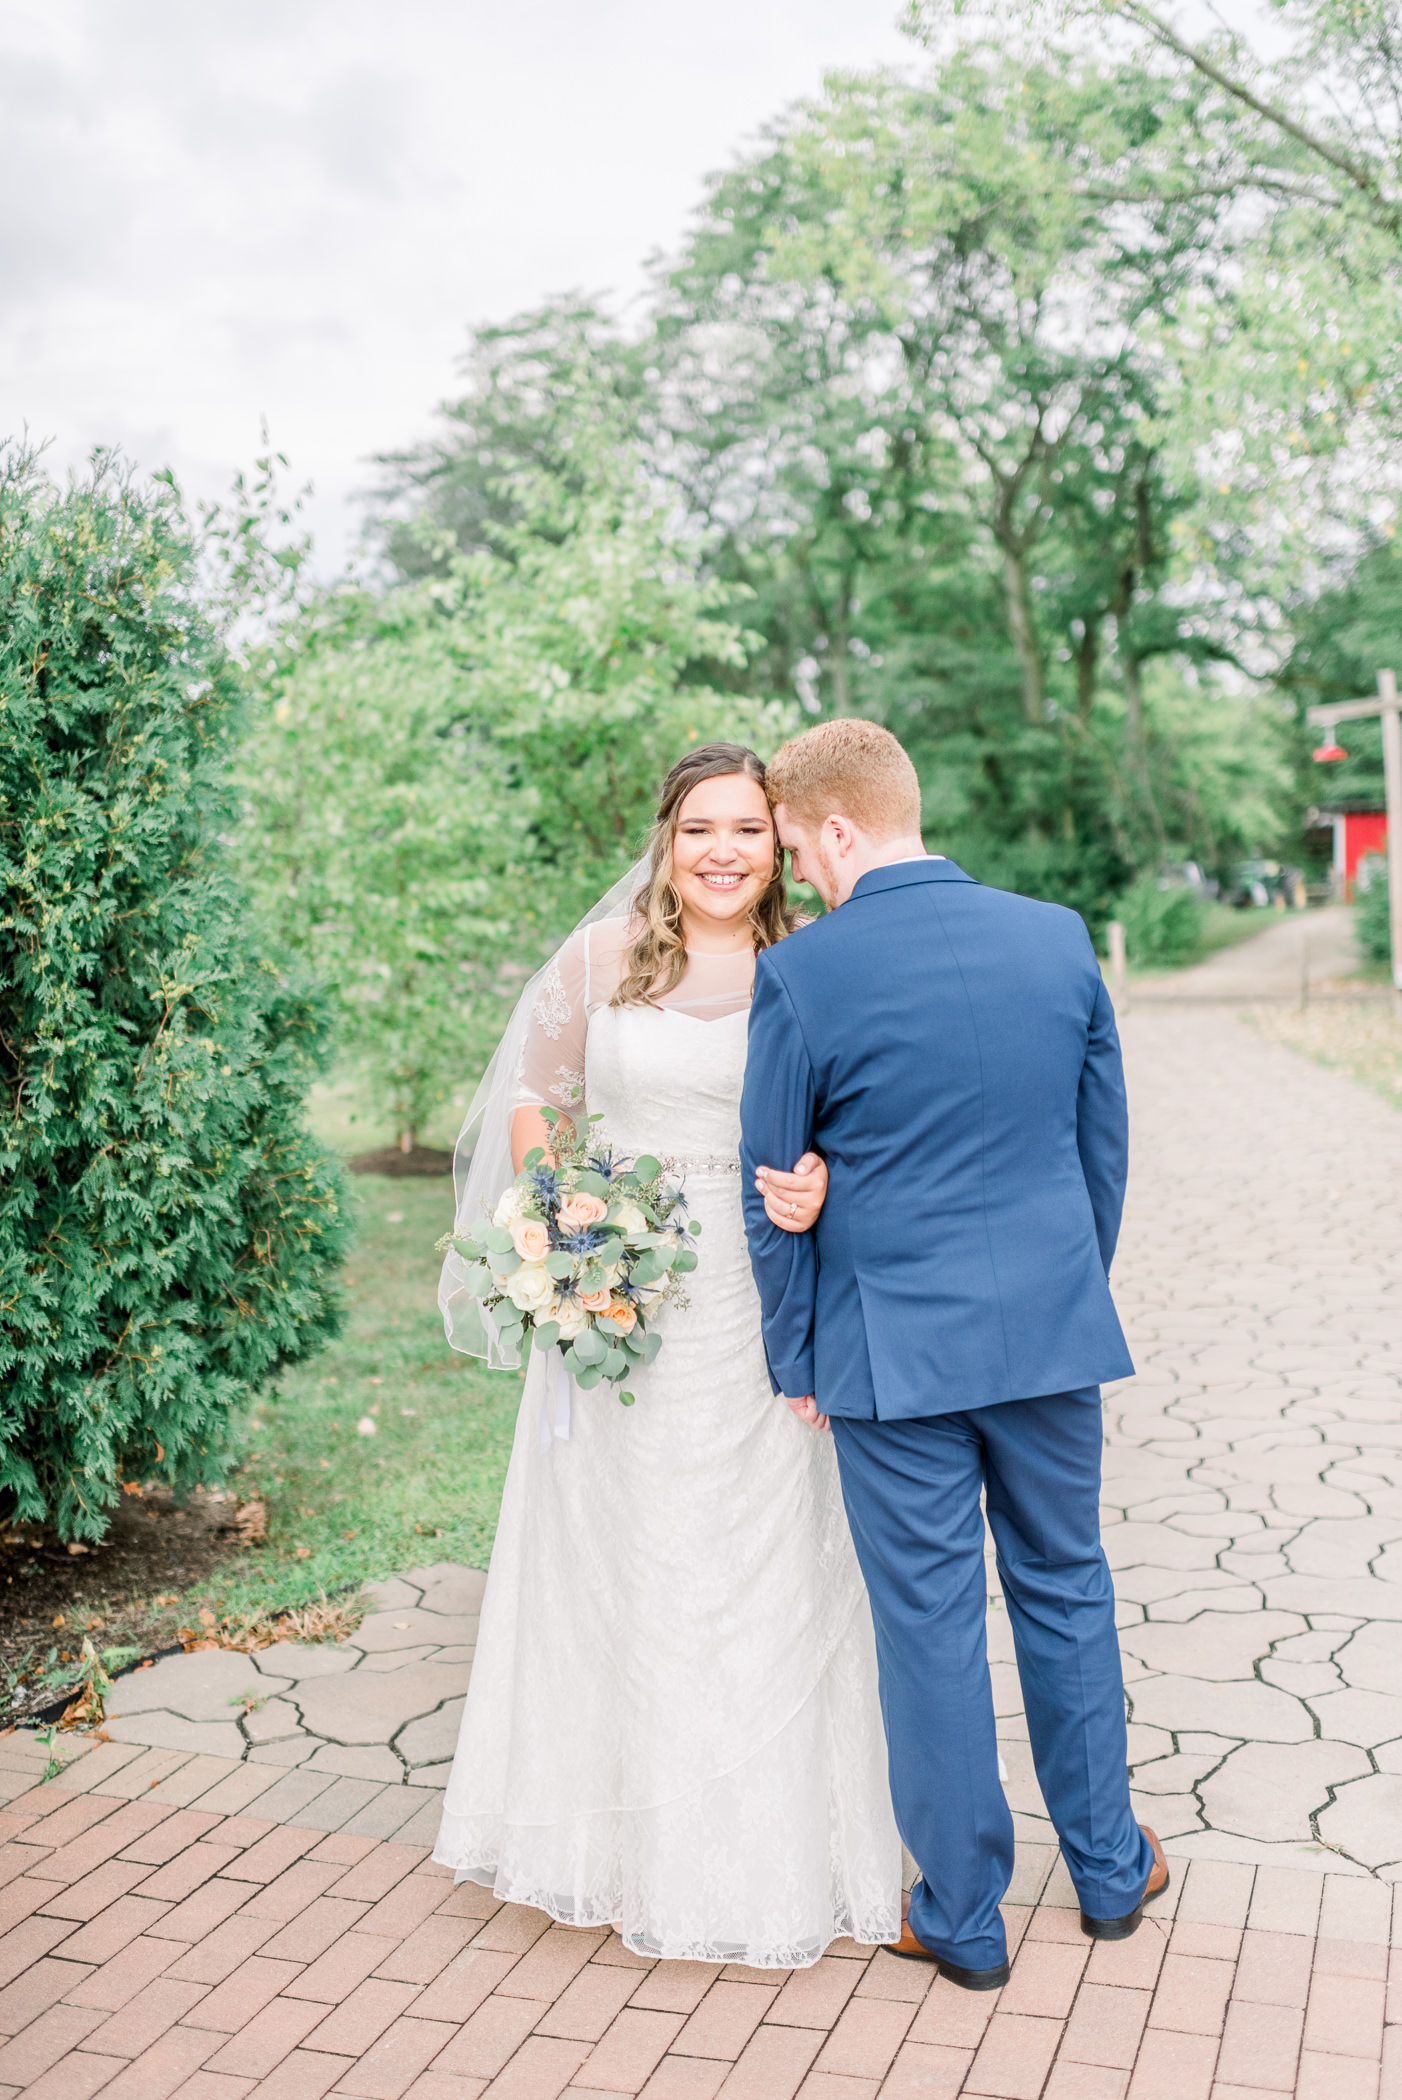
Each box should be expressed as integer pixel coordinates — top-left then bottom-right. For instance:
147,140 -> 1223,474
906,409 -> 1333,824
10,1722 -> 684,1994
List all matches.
756,1151 -> 828,1233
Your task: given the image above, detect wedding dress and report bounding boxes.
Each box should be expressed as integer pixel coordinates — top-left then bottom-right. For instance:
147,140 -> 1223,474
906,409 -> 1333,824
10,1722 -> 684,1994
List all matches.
433,923 -> 902,1966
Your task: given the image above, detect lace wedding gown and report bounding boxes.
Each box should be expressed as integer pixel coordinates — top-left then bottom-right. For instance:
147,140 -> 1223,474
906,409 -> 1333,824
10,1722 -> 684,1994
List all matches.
433,927 -> 901,1966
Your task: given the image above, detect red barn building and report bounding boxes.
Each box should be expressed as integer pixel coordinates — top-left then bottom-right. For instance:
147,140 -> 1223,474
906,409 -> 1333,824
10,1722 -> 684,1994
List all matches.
1313,805 -> 1388,899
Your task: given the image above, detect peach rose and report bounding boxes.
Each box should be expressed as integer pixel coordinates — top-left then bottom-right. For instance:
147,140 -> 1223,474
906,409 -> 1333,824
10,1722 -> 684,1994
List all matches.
597,1300 -> 637,1336
510,1218 -> 550,1262
558,1193 -> 608,1233
580,1287 -> 614,1314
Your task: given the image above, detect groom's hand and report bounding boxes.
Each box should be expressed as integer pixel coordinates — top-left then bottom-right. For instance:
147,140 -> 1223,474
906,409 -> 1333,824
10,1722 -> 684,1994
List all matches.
784,1392 -> 830,1433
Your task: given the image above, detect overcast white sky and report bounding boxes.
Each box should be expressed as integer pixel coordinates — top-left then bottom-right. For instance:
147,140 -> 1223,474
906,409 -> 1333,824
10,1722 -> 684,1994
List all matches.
1,0 -> 1278,569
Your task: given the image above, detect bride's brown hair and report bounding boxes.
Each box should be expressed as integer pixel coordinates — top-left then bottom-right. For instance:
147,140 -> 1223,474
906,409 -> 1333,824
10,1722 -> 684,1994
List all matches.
612,743 -> 799,1009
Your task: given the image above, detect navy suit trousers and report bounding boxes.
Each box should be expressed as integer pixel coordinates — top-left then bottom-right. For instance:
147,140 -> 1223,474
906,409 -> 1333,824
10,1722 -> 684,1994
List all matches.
831,1389 -> 1152,1970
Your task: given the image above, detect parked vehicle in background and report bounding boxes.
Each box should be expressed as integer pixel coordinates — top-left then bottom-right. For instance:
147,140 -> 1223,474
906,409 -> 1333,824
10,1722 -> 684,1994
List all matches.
1228,859 -> 1307,910
1158,861 -> 1220,900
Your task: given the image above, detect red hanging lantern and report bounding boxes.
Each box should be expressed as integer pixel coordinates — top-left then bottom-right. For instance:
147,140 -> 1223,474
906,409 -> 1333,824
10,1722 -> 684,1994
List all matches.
1312,717 -> 1348,763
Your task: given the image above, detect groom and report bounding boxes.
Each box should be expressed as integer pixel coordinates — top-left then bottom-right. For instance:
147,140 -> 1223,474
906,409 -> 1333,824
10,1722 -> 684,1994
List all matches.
740,718 -> 1165,1990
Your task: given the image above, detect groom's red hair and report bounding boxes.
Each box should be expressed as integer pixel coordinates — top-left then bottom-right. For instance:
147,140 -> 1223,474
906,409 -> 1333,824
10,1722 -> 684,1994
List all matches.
766,718 -> 921,840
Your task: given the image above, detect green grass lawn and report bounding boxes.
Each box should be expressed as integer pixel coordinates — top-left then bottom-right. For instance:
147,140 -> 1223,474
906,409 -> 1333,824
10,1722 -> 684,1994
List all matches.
202,1170 -> 524,1622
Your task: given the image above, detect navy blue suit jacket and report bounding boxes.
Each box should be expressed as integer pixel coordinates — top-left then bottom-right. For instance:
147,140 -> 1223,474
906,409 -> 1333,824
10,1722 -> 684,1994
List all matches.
738,860 -> 1135,1418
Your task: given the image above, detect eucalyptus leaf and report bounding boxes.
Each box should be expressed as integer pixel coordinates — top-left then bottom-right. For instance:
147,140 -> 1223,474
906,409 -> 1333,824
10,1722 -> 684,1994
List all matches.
460,1263 -> 494,1297
523,1146 -> 546,1169
640,1331 -> 663,1364
619,1391 -> 636,1407
632,1154 -> 662,1182
574,1362 -> 604,1390
482,1225 -> 516,1255
688,1219 -> 703,1236
545,1251 -> 577,1278
578,1266 -> 606,1296
533,1321 -> 560,1351
493,1249 -> 523,1277
575,1170 -> 611,1199
572,1326 -> 607,1366
601,1346 -> 628,1378
671,1248 -> 698,1274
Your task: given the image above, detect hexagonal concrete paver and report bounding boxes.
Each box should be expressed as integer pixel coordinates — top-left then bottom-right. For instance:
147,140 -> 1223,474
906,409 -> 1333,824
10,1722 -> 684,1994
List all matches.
106,1710 -> 247,1757
250,1639 -> 360,1680
1198,1739 -> 1373,1841
1118,1611 -> 1307,1683
397,1697 -> 466,1770
419,1570 -> 487,1617
292,1660 -> 469,1746
307,1742 -> 407,1782
1127,1674 -> 1314,1743
242,1698 -> 303,1745
353,1609 -> 474,1654
362,1576 -> 425,1611
1316,1771 -> 1402,1868
1335,1622 -> 1402,1699
107,1648 -> 292,1721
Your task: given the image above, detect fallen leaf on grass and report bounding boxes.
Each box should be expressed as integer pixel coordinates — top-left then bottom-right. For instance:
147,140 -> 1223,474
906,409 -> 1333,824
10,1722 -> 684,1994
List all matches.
235,1500 -> 268,1547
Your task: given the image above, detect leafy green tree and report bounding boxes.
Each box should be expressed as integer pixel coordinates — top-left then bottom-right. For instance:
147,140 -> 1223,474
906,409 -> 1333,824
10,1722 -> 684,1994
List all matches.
244,425 -> 790,1146
0,451 -> 349,1541
370,301 -> 650,579
651,47 -> 1291,918
363,43 -> 1309,929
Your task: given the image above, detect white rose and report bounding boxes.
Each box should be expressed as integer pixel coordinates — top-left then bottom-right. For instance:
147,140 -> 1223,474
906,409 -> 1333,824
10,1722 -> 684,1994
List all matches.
550,1297 -> 589,1341
610,1202 -> 646,1235
493,1186 -> 527,1226
636,1277 -> 669,1306
507,1264 -> 555,1314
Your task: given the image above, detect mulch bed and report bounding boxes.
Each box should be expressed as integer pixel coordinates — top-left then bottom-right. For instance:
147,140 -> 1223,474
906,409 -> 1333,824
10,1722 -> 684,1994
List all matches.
0,1486 -> 252,1727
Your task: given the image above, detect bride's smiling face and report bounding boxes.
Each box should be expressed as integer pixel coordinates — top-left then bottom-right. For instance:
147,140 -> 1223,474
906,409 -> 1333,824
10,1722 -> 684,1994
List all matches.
670,773 -> 776,944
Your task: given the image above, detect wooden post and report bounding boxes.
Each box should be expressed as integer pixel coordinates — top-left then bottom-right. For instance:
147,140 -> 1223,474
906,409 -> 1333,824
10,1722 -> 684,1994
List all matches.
1381,670 -> 1402,1006
1307,672 -> 1402,1006
1107,920 -> 1127,1012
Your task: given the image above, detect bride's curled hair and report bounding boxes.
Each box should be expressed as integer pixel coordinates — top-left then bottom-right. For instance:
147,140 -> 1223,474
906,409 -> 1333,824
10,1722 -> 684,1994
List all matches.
612,743 -> 800,1009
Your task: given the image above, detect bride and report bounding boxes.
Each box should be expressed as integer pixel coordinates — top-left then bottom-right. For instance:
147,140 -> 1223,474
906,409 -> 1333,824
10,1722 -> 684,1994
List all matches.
434,742 -> 901,1967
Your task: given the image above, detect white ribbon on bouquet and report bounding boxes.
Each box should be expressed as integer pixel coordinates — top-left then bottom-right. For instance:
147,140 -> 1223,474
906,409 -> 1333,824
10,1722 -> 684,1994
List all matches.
538,1346 -> 574,1456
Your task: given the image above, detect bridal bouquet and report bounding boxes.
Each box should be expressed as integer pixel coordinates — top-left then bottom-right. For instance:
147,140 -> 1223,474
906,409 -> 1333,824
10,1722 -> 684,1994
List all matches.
439,1111 -> 700,1405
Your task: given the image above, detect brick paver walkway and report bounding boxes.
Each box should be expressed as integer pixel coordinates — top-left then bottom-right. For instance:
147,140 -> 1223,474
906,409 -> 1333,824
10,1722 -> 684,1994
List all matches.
0,992 -> 1398,2097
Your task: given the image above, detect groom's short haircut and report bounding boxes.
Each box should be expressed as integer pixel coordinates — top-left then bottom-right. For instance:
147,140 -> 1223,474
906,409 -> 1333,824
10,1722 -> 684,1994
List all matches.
767,719 -> 921,840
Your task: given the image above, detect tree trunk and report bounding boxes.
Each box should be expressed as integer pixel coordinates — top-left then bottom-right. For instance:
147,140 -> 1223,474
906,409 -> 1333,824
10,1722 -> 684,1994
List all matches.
1122,645 -> 1144,747
399,1127 -> 416,1155
1001,545 -> 1045,724
1120,648 -> 1166,849
1075,619 -> 1098,721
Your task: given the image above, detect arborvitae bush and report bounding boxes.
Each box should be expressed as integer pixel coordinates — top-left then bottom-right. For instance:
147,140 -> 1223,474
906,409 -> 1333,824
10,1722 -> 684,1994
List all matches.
0,451 -> 350,1541
1356,857 -> 1392,967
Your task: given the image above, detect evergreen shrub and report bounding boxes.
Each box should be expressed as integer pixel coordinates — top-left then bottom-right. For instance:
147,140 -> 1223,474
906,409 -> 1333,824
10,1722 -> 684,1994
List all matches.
1114,873 -> 1206,968
0,452 -> 350,1540
1356,856 -> 1392,966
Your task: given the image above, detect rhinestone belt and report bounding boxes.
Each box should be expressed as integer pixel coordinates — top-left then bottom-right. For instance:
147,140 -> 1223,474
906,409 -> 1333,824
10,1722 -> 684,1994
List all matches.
661,1153 -> 742,1176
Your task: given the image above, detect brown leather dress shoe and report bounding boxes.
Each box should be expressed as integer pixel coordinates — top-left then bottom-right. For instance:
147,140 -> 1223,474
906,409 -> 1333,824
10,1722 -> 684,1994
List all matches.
1080,1825 -> 1170,1941
887,1893 -> 1010,1990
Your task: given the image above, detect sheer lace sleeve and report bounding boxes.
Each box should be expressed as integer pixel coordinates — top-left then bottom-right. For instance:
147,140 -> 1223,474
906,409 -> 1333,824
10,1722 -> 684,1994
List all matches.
514,928 -> 592,1116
